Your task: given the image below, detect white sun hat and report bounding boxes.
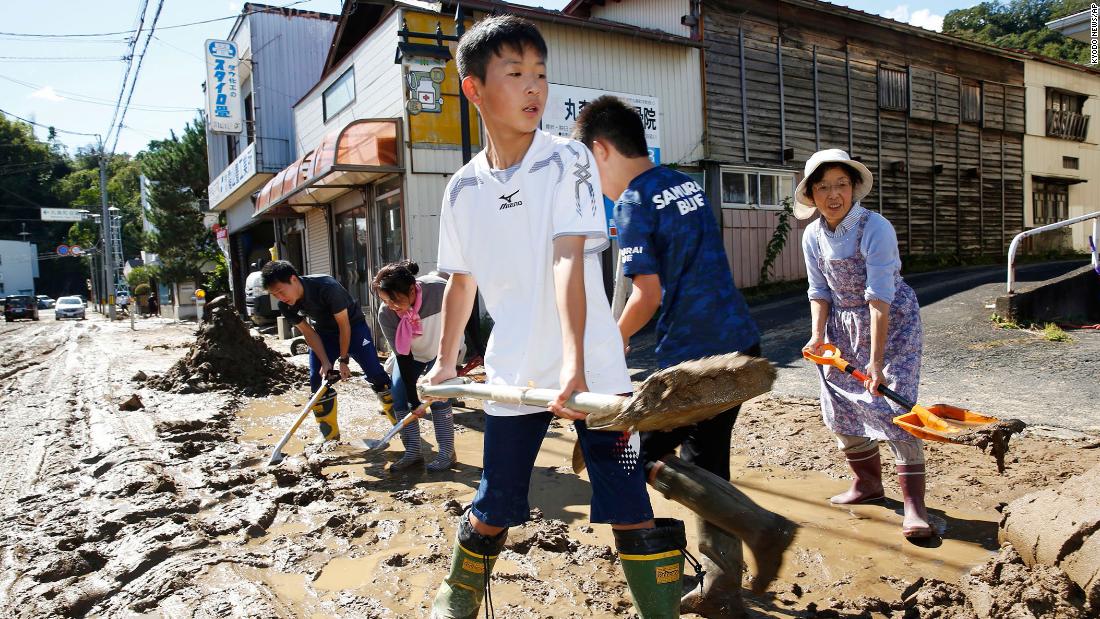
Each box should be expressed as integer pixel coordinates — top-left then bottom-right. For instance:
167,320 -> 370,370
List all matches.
793,148 -> 874,220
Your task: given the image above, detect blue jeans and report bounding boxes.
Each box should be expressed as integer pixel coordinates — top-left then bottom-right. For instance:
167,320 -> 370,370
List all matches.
308,321 -> 391,392
391,355 -> 448,416
471,413 -> 654,527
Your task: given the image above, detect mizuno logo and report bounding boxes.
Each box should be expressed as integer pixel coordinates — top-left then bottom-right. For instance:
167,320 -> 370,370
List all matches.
499,190 -> 523,210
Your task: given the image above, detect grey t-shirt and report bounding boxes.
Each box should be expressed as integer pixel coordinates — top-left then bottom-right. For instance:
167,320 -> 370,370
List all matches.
279,275 -> 365,334
378,273 -> 449,362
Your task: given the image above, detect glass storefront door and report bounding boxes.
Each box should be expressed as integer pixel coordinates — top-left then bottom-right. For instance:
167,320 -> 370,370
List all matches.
335,206 -> 371,313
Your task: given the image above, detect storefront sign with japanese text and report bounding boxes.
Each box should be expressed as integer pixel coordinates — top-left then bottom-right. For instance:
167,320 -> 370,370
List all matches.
205,39 -> 242,134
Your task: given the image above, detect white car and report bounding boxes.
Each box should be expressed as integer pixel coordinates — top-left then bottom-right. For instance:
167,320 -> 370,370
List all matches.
55,296 -> 86,320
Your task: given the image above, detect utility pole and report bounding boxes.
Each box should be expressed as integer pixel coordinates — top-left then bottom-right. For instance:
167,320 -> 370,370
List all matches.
99,143 -> 116,321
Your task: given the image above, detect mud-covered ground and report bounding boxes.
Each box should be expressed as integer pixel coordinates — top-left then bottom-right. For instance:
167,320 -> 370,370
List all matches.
0,315 -> 1097,617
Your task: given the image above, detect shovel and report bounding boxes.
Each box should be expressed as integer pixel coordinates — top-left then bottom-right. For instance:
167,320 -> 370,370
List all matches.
363,403 -> 428,452
268,371 -> 340,466
802,344 -> 999,443
362,358 -> 482,453
418,353 -> 776,433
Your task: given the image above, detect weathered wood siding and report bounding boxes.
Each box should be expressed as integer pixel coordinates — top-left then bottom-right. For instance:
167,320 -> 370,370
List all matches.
703,0 -> 1027,283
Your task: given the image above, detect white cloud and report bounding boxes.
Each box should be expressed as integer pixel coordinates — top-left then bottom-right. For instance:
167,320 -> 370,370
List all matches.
880,4 -> 943,32
909,8 -> 944,32
29,86 -> 64,102
883,4 -> 911,21
228,2 -> 240,12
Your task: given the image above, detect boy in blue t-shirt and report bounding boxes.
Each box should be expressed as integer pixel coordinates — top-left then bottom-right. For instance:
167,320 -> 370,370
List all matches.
575,97 -> 792,614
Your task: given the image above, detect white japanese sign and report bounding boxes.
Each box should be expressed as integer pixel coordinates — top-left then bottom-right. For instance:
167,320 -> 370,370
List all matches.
205,39 -> 242,134
208,141 -> 256,207
40,208 -> 86,222
543,84 -> 661,164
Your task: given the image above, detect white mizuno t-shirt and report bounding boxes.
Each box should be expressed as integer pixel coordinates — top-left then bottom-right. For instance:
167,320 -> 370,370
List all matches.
437,130 -> 632,416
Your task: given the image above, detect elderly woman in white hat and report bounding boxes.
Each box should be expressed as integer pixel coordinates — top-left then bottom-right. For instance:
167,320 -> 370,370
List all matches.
797,149 -> 931,539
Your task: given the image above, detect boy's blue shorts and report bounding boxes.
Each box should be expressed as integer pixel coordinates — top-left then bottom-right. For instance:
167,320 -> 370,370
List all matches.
470,412 -> 654,528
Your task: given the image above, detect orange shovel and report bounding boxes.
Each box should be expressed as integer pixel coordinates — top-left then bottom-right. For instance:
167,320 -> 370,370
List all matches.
802,344 -> 999,443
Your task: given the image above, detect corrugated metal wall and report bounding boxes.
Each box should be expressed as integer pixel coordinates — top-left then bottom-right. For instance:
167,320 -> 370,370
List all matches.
304,208 -> 331,275
722,209 -> 810,289
251,11 -> 337,170
587,0 -> 691,38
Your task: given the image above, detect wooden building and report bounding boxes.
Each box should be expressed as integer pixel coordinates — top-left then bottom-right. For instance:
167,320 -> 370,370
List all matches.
567,0 -> 1029,287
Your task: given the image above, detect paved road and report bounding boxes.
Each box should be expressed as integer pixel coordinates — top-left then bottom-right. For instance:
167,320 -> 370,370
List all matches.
628,260 -> 1100,434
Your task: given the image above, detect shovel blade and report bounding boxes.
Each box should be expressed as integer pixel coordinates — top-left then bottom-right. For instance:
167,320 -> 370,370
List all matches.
894,404 -> 1000,443
362,438 -> 388,452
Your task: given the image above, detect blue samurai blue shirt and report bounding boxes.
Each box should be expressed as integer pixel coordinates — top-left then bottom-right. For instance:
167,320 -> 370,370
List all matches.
616,165 -> 760,367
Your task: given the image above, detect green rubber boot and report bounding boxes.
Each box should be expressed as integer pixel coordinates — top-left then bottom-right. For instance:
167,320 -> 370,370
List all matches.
311,388 -> 340,441
431,512 -> 507,619
613,518 -> 686,619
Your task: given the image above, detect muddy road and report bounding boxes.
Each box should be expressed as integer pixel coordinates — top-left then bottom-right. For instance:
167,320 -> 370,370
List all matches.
0,316 -> 1097,617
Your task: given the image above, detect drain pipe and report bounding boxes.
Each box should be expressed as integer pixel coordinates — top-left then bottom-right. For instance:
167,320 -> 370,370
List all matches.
1007,210 -> 1100,293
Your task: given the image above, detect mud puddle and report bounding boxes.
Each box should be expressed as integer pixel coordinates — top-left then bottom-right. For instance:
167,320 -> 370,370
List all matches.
225,391 -> 1003,618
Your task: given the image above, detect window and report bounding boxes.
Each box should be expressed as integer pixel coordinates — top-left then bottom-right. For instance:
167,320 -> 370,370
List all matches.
1047,88 -> 1084,114
1032,181 -> 1069,225
721,169 -> 795,209
1046,88 -> 1090,141
1063,156 -> 1079,170
226,135 -> 238,163
878,67 -> 908,111
961,84 -> 981,124
323,69 -> 355,122
244,92 -> 255,146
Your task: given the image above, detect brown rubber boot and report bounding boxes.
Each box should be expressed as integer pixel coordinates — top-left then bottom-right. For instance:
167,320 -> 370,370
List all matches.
680,517 -> 746,618
649,456 -> 796,594
829,449 -> 885,504
897,463 -> 933,538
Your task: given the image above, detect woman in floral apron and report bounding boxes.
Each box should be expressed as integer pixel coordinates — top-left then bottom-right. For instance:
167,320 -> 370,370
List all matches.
795,149 -> 931,539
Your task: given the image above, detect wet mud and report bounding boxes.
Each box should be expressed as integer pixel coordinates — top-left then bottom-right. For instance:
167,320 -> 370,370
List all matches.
952,418 -> 1027,473
146,299 -> 304,396
591,354 -> 777,432
2,319 -> 1099,617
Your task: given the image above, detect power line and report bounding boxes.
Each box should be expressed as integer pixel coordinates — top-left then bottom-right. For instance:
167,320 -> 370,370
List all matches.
108,0 -> 167,155
104,0 -> 151,149
0,1 -> 311,38
0,73 -> 199,112
0,106 -> 102,137
0,56 -> 126,63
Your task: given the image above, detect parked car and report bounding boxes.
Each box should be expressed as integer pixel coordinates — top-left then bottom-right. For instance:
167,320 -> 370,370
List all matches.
244,266 -> 277,326
37,295 -> 55,309
4,295 -> 40,321
55,296 -> 86,320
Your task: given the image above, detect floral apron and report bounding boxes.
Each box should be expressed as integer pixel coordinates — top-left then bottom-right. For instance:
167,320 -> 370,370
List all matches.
815,211 -> 922,442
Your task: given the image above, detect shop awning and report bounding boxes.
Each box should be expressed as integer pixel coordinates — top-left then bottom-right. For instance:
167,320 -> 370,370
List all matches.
253,119 -> 402,219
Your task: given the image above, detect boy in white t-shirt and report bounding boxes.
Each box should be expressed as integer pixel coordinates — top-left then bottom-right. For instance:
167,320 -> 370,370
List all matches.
424,15 -> 686,619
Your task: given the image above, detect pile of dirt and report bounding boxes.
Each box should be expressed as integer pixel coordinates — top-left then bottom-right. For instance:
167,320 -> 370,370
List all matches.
147,296 -> 304,396
999,463 -> 1100,612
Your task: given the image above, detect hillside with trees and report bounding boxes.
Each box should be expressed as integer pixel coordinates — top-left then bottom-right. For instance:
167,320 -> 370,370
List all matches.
943,0 -> 1093,63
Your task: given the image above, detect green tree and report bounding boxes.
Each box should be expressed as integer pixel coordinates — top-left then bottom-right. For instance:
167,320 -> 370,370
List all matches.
944,0 -> 1092,63
0,114 -> 84,297
142,116 -> 215,285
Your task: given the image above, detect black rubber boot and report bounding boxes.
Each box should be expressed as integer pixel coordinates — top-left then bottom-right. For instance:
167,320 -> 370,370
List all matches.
680,516 -> 746,618
650,455 -> 796,594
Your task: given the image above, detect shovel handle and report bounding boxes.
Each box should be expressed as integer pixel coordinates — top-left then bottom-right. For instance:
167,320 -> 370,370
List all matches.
418,378 -> 624,415
803,344 -> 916,411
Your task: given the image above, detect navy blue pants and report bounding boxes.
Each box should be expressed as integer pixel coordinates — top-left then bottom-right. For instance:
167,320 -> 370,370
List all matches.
308,321 -> 391,392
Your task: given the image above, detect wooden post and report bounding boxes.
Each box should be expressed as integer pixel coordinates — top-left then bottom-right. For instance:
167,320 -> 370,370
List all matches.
739,25 -> 749,162
777,35 -> 786,164
813,46 -> 820,152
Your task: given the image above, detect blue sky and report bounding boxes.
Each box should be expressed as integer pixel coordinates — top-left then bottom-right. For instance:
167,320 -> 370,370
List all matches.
1,0 -> 969,157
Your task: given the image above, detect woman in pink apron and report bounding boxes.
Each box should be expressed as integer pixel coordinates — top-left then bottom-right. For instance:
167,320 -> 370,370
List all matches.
796,149 -> 931,539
